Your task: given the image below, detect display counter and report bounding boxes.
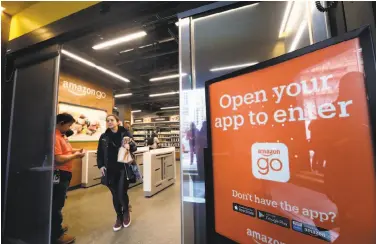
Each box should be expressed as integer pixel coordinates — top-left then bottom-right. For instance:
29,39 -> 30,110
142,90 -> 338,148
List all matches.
81,150 -> 101,188
143,147 -> 176,197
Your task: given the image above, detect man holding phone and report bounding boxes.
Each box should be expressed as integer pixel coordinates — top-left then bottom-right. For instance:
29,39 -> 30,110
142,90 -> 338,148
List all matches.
53,113 -> 85,244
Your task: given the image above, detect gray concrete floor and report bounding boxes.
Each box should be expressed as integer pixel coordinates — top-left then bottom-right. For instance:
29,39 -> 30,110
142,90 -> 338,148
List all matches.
64,163 -> 181,244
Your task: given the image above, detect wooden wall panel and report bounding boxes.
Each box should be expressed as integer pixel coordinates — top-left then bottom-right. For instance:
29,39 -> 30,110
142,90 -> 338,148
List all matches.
58,72 -> 113,187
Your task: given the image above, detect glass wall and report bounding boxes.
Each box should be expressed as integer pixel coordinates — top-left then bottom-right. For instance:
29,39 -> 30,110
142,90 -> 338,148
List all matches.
179,2 -> 330,243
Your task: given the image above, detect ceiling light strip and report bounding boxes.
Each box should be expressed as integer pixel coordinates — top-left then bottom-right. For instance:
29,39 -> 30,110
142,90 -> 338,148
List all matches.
115,93 -> 132,98
150,73 -> 187,82
131,110 -> 142,113
210,62 -> 258,72
119,48 -> 134,54
139,43 -> 153,49
62,49 -> 130,83
92,31 -> 147,50
161,106 -> 179,110
159,38 -> 175,44
149,91 -> 179,97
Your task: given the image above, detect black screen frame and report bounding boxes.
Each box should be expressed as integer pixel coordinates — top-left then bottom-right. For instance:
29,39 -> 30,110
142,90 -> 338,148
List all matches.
204,26 -> 376,244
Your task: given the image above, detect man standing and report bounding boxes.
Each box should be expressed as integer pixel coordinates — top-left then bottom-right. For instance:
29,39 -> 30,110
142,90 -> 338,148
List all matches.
53,113 -> 85,244
124,122 -> 133,137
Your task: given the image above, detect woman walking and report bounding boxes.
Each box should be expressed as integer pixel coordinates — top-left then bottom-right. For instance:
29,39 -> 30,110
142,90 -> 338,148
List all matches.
97,115 -> 136,231
147,131 -> 160,149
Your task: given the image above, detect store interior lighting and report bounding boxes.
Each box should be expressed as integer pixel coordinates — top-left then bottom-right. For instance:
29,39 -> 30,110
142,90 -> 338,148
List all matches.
131,110 -> 142,113
1,7 -> 5,12
139,44 -> 153,49
149,73 -> 187,82
114,93 -> 132,98
279,1 -> 294,38
161,106 -> 179,110
62,49 -> 130,82
210,62 -> 258,72
289,20 -> 307,52
159,37 -> 175,44
149,91 -> 179,97
119,48 -> 134,54
119,38 -> 174,55
114,107 -> 118,110
285,1 -> 306,39
92,31 -> 147,50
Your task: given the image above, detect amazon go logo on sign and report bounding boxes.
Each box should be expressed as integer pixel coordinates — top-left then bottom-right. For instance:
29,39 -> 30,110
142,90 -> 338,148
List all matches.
251,143 -> 290,182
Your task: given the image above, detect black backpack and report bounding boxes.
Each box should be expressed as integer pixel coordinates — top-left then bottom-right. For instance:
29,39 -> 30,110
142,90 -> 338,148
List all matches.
147,137 -> 154,146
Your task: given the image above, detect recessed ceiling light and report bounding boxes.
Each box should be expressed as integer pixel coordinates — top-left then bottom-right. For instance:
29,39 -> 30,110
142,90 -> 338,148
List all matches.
131,110 -> 142,113
92,31 -> 147,50
161,106 -> 179,110
149,91 -> 179,97
210,62 -> 258,72
149,73 -> 187,82
61,49 -> 130,82
115,93 -> 133,98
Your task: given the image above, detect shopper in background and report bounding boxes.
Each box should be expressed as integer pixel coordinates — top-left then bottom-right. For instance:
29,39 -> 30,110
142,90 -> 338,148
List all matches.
53,113 -> 85,244
97,115 -> 136,231
148,131 -> 159,149
195,121 -> 207,181
124,122 -> 133,137
186,122 -> 199,165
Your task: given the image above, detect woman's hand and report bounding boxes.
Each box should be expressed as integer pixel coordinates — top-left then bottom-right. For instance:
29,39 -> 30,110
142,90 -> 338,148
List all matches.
100,167 -> 106,176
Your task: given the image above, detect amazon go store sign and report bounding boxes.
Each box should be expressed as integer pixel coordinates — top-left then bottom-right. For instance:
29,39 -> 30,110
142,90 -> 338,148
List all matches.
206,36 -> 376,244
62,80 -> 107,99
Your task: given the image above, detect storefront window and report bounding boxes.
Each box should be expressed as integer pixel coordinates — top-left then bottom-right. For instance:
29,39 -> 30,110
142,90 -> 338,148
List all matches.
179,1 -> 330,243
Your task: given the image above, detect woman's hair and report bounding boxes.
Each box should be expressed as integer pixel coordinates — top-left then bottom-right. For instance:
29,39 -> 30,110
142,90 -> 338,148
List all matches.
56,113 -> 75,125
106,114 -> 120,122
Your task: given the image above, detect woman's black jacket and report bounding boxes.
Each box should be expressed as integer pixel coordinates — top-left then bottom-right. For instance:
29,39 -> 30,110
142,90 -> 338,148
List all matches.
97,126 -> 136,169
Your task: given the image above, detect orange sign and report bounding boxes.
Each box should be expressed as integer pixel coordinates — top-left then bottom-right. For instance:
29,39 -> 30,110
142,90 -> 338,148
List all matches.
208,38 -> 376,243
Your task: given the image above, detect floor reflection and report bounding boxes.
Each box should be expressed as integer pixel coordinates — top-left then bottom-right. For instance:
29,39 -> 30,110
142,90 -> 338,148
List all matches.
62,163 -> 181,244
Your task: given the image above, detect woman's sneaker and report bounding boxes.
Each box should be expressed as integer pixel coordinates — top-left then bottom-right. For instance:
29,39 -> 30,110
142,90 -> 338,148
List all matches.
62,224 -> 69,233
113,218 -> 122,232
123,212 -> 131,228
56,233 -> 75,244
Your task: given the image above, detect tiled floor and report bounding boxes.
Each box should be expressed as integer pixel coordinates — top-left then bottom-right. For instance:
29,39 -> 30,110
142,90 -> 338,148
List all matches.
63,163 -> 181,244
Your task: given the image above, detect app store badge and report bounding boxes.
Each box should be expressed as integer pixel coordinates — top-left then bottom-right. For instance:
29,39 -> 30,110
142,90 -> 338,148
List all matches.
251,143 -> 290,182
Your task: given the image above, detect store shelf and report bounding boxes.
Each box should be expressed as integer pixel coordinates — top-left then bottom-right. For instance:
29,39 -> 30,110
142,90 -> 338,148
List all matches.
158,130 -> 180,148
132,121 -> 180,148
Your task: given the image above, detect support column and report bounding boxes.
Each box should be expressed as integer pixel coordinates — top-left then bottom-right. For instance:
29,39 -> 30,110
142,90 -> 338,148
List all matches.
117,104 -> 132,124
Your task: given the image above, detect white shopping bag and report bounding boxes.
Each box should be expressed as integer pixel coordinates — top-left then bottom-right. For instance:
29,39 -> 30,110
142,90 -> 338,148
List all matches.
118,147 -> 133,163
